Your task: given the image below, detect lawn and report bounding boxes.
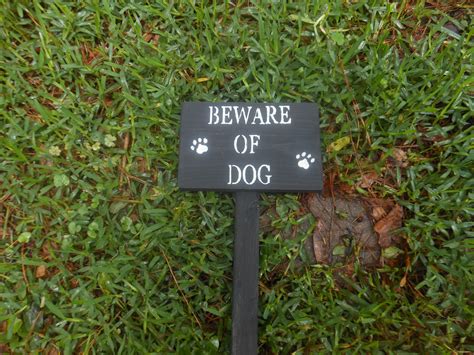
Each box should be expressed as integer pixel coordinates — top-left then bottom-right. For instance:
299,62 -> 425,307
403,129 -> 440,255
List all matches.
1,0 -> 473,353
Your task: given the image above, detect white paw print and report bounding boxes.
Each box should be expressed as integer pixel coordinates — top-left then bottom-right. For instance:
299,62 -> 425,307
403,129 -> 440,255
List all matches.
190,138 -> 208,154
296,152 -> 315,170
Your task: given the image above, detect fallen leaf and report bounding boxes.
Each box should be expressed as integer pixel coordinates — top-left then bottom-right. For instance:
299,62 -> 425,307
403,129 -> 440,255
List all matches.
374,204 -> 403,248
70,279 -> 79,288
372,206 -> 386,221
327,136 -> 351,153
144,33 -> 153,42
40,241 -> 58,261
47,346 -> 61,355
382,246 -> 402,259
18,232 -> 32,243
392,148 -> 408,168
337,182 -> 356,195
330,31 -> 345,45
400,275 -> 407,287
36,265 -> 47,279
358,171 -> 379,189
110,201 -> 127,214
135,157 -> 148,174
53,174 -> 70,187
197,77 -> 210,83
365,197 -> 395,216
332,244 -> 346,256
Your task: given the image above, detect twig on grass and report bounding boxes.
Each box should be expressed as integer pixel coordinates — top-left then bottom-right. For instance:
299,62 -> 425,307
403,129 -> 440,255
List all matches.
24,310 -> 43,352
339,60 -> 372,147
119,132 -> 130,188
0,193 -> 11,204
160,248 -> 202,329
21,244 -> 31,293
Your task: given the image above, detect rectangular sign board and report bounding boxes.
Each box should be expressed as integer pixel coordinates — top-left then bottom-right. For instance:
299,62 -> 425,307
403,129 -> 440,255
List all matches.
178,102 -> 322,192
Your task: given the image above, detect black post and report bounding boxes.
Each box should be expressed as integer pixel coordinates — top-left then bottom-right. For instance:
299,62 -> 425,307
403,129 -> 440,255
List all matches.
232,191 -> 259,355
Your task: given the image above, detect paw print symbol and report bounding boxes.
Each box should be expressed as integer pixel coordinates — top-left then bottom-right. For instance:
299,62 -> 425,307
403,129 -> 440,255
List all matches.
190,138 -> 208,155
296,152 -> 315,170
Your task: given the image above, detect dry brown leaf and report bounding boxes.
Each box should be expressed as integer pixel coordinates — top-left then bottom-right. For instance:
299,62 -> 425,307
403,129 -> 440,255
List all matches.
144,33 -> 153,42
36,265 -> 47,279
70,279 -> 80,288
47,346 -> 61,355
80,43 -> 101,65
365,197 -> 395,212
374,204 -> 403,248
40,241 -> 58,261
135,157 -> 148,174
400,275 -> 407,287
372,206 -> 387,221
392,148 -> 408,168
336,182 -> 355,196
359,171 -> 379,189
104,96 -> 113,107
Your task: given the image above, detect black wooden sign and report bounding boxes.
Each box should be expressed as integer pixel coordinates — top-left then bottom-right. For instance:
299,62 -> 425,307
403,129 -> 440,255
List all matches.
178,102 -> 322,192
178,102 -> 322,355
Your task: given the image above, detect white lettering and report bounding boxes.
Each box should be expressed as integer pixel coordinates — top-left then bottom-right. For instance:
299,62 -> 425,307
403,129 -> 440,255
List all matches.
233,106 -> 251,125
228,165 -> 241,184
207,105 -> 292,125
280,105 -> 291,124
251,108 -> 265,125
233,135 -> 247,154
221,106 -> 232,124
266,105 -> 278,124
242,165 -> 257,185
249,135 -> 260,154
209,106 -> 219,124
227,164 -> 272,185
258,165 -> 272,185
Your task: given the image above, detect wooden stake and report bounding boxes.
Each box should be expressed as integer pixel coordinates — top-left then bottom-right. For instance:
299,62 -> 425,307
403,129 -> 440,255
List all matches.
232,191 -> 259,355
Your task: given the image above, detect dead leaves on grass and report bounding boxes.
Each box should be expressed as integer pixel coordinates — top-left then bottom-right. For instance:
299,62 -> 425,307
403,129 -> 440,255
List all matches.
80,43 -> 103,66
365,198 -> 404,247
374,204 -> 404,248
357,171 -> 379,189
35,265 -> 47,279
307,194 -> 380,267
390,148 -> 409,168
304,189 -> 404,269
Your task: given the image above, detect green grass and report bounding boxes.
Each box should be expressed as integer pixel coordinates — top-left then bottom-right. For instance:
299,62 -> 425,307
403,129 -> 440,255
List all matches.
0,0 -> 473,353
